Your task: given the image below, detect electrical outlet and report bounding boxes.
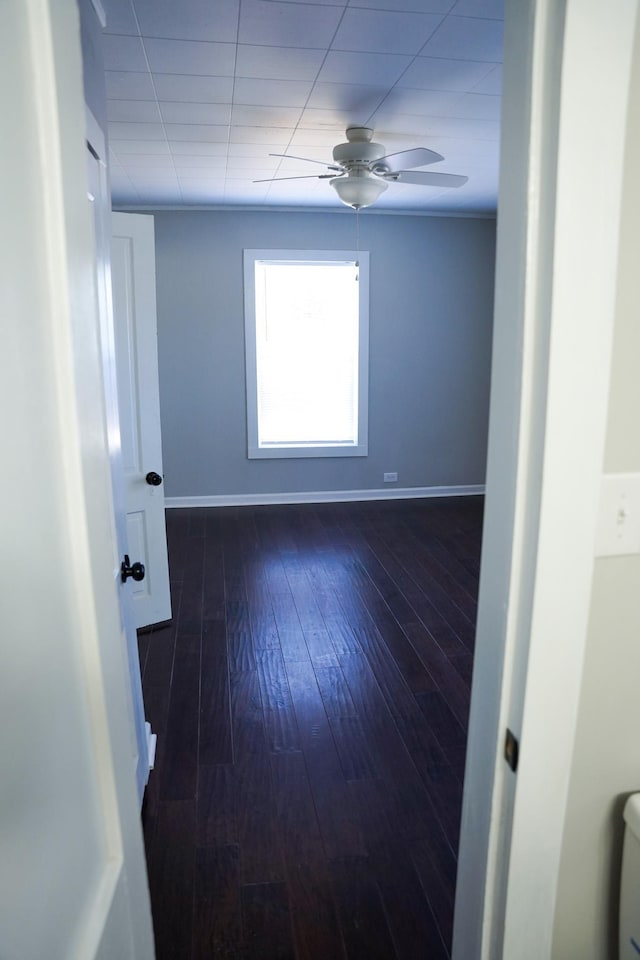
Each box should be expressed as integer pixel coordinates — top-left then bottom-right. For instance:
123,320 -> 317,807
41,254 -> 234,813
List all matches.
384,472 -> 398,483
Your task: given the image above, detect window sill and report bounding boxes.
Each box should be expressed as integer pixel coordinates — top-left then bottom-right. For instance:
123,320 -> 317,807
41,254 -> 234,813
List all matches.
248,443 -> 368,460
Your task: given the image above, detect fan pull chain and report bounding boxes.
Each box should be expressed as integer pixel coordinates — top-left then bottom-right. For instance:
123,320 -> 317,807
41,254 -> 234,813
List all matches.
355,207 -> 360,281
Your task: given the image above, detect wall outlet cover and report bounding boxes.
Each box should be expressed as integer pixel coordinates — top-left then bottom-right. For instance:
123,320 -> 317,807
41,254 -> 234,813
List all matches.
383,472 -> 398,483
595,473 -> 640,557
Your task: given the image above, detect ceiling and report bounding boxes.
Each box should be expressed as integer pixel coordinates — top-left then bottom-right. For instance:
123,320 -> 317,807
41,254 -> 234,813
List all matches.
103,0 -> 503,214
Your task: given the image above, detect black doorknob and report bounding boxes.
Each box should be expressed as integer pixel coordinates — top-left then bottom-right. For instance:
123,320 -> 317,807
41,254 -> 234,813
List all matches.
146,471 -> 163,486
121,554 -> 145,583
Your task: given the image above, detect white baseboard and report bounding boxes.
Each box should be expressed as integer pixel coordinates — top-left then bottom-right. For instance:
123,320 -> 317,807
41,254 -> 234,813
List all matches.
165,484 -> 485,509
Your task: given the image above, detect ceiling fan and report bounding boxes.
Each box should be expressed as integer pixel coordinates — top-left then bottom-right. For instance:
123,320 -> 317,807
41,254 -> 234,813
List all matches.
255,126 -> 468,209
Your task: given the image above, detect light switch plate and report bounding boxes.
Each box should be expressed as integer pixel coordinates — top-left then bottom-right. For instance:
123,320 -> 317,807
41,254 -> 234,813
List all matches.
595,473 -> 640,557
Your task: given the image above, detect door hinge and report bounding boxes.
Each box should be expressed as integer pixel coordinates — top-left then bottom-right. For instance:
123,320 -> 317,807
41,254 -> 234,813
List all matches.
505,728 -> 519,773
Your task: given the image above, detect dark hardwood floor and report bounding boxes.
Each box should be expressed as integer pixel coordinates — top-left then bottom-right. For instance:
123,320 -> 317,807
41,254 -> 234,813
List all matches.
139,496 -> 484,960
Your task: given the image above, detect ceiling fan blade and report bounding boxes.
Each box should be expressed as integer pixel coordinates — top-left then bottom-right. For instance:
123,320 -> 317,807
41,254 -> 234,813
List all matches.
374,147 -> 444,172
253,173 -> 338,183
385,170 -> 469,188
269,152 -> 341,171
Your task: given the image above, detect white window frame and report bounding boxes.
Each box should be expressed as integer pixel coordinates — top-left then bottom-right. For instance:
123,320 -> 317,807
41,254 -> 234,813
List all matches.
243,249 -> 369,460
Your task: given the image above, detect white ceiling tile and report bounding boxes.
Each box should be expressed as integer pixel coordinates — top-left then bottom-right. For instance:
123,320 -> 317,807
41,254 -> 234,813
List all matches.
178,178 -> 226,191
424,116 -> 499,139
169,141 -> 229,155
107,99 -> 162,122
472,63 -> 502,94
376,88 -> 463,117
120,155 -> 177,168
397,55 -> 494,91
421,15 -> 504,62
269,145 -> 336,163
139,184 -> 188,202
226,169 -> 282,181
110,139 -> 170,154
159,101 -> 231,124
232,126 -> 297,143
109,171 -> 128,188
133,0 -> 240,42
332,10 -> 443,56
172,156 -> 227,168
235,45 -> 325,82
152,74 -> 234,102
128,174 -> 180,187
144,38 -> 236,76
298,108 -> 353,130
227,141 -> 290,157
231,105 -> 303,127
421,136 -> 499,164
176,168 -> 230,180
164,123 -> 229,142
109,121 -> 166,139
102,35 -> 148,71
317,51 -> 413,87
450,0 -> 504,19
105,70 -> 156,99
227,155 -> 281,170
289,128 -> 347,148
238,0 -> 343,48
233,78 -> 314,108
111,184 -> 141,203
364,112 -> 434,136
181,191 -> 227,204
103,0 -> 139,35
306,82 -> 387,117
349,0 -> 453,11
450,92 -> 500,120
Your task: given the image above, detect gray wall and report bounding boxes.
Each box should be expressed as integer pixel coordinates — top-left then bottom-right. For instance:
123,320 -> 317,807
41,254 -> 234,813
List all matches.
152,209 -> 495,498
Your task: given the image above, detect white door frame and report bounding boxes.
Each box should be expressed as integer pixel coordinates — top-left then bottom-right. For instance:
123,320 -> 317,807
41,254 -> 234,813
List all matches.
454,1 -> 640,956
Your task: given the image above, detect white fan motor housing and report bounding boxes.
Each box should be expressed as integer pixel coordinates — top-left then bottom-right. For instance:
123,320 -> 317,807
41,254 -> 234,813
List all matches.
332,126 -> 386,167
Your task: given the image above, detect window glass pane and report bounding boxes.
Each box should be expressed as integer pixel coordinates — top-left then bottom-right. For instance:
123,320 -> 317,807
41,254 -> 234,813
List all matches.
255,261 -> 359,447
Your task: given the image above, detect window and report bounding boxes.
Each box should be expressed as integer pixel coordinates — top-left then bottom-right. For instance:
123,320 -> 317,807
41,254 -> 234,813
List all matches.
244,250 -> 369,459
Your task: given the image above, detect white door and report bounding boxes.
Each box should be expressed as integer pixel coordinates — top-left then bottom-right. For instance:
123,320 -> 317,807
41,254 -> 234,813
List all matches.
111,212 -> 172,629
0,2 -> 155,957
88,129 -> 152,805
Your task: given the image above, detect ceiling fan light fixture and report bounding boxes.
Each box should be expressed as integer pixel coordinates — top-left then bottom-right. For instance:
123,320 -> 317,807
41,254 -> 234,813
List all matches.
330,174 -> 388,209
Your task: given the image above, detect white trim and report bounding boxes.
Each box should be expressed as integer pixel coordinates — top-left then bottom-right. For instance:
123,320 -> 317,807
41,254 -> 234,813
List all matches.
165,485 -> 485,508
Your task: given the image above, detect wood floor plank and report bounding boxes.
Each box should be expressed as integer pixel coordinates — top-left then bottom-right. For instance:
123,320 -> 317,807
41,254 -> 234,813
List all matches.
231,670 -> 285,883
329,856 -> 398,960
176,529 -> 205,635
202,533 -> 225,622
286,658 -> 365,860
200,618 -> 232,765
349,779 -> 450,959
241,882 -> 296,960
415,689 -> 467,752
226,598 -> 255,673
147,800 -> 196,960
197,763 -> 237,847
193,844 -> 242,960
255,648 -> 302,755
373,848 -> 450,960
272,753 -> 345,960
313,664 -> 358,720
159,634 -> 200,802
